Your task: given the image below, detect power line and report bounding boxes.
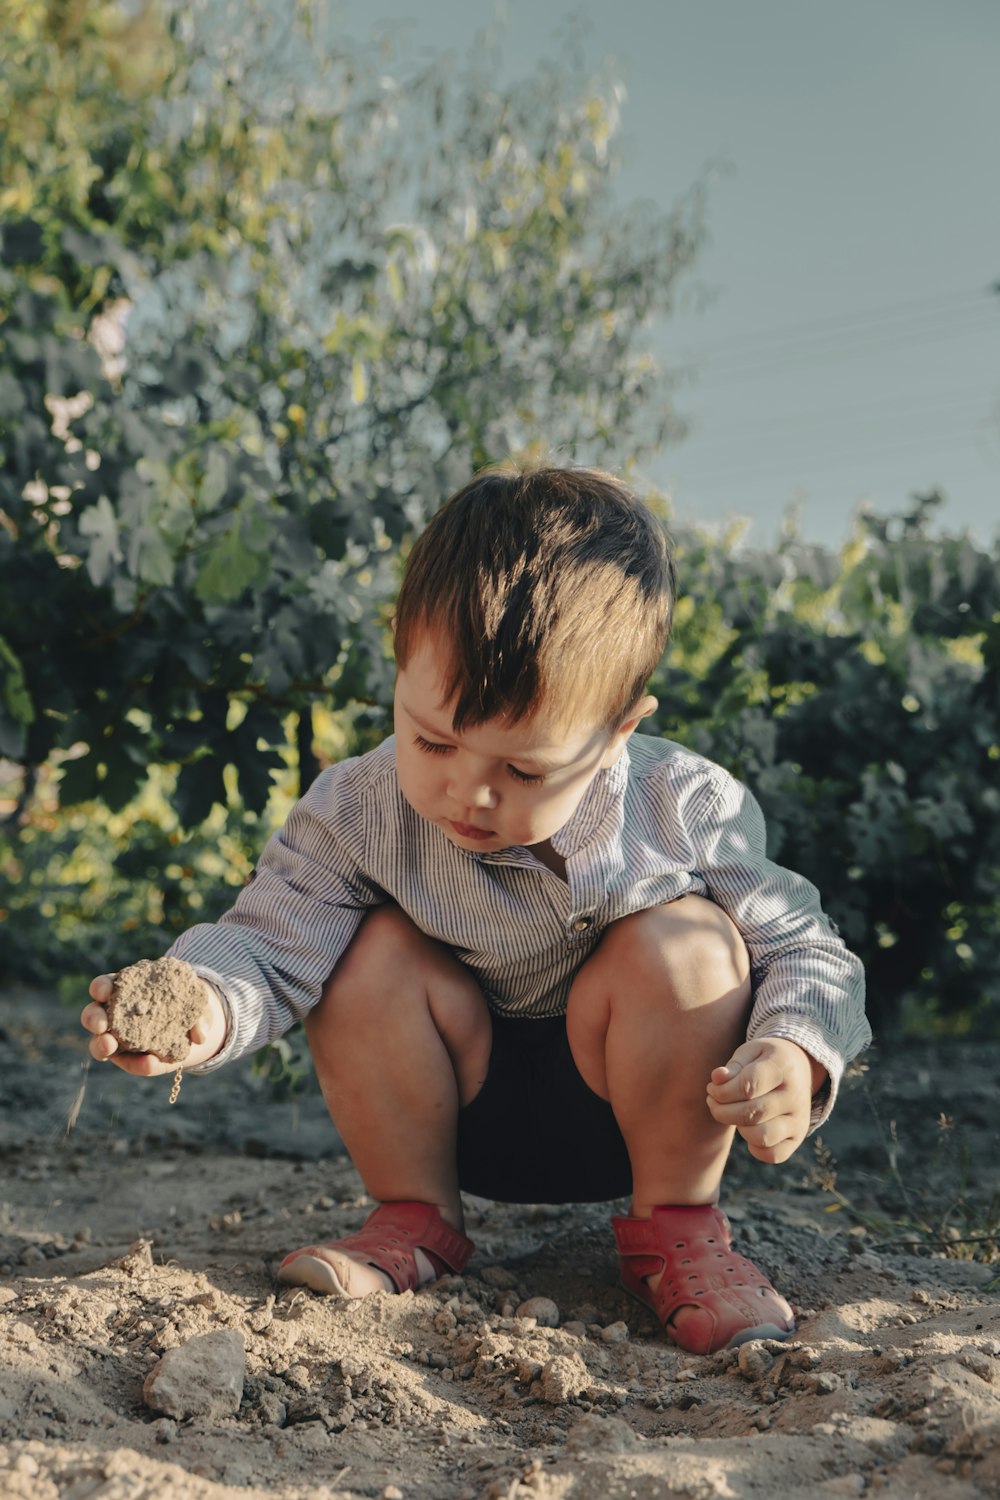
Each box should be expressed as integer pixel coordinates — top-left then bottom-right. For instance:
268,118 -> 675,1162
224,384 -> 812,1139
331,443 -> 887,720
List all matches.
692,308 -> 997,386
703,386 -> 997,445
683,288 -> 995,362
672,419 -> 999,490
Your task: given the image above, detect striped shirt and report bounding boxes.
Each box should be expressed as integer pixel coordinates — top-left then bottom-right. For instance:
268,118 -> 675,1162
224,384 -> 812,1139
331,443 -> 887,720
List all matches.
174,733 -> 869,1124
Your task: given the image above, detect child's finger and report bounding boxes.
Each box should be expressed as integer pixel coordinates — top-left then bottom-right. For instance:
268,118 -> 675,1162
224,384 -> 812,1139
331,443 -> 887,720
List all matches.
736,1112 -> 796,1150
190,1012 -> 213,1046
81,1001 -> 110,1036
88,1035 -> 171,1076
706,1090 -> 782,1130
707,1058 -> 781,1107
88,1030 -> 120,1061
88,974 -> 114,1003
744,1134 -> 801,1165
113,1051 -> 172,1078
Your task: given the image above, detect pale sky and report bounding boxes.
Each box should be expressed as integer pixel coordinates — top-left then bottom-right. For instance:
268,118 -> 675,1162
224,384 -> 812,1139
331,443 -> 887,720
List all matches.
343,0 -> 999,546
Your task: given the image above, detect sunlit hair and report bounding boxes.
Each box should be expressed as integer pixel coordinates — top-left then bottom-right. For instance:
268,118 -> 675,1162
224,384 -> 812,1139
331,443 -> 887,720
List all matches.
394,462 -> 675,731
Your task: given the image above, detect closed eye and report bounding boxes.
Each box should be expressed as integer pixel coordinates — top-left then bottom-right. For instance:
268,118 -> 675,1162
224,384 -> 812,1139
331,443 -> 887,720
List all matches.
414,734 -> 452,756
415,735 -> 543,785
507,765 -> 544,785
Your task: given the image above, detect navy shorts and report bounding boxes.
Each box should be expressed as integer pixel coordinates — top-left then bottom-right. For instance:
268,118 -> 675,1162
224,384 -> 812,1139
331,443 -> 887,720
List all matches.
455,1010 -> 632,1204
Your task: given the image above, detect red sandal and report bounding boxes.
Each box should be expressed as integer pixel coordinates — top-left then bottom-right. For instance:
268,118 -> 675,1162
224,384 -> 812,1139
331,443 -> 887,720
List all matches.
612,1204 -> 795,1355
277,1200 -> 474,1298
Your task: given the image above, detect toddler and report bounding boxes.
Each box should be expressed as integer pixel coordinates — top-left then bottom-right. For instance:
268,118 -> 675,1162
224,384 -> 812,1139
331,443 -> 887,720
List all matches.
83,463 -> 870,1355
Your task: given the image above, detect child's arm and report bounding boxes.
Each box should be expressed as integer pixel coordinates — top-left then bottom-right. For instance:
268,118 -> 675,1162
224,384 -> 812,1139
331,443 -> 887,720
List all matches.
81,973 -> 228,1075
704,1037 -> 828,1163
680,762 -> 870,1131
80,752 -> 389,1076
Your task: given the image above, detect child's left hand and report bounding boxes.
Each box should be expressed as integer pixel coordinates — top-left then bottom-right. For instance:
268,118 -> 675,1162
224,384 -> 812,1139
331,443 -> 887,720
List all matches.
706,1038 -> 826,1164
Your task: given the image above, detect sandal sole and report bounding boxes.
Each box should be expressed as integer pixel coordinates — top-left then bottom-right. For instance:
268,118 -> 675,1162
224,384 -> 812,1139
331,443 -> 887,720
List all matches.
276,1251 -> 356,1298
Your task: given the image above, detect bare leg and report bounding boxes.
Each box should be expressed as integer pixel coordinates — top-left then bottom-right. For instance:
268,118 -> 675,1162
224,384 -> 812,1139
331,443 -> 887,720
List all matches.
566,895 -> 751,1209
291,905 -> 491,1294
566,896 -> 751,1334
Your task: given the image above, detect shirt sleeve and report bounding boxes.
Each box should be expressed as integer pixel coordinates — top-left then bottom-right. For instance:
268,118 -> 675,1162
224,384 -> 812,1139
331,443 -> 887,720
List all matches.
684,765 -> 871,1128
168,760 -> 385,1071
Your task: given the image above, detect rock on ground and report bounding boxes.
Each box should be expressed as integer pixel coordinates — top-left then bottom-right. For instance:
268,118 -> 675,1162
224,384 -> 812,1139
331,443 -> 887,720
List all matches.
144,1330 -> 247,1419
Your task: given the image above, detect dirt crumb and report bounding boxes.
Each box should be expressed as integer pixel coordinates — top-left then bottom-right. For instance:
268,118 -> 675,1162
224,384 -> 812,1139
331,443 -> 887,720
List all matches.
106,957 -> 206,1062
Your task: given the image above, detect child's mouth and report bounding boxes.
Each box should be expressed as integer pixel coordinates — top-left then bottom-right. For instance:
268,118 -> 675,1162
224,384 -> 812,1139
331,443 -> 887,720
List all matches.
449,820 -> 495,840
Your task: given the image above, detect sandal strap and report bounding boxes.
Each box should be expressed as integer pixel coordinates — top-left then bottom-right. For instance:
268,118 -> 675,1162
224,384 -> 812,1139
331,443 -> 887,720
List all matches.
317,1201 -> 474,1293
613,1204 -> 737,1294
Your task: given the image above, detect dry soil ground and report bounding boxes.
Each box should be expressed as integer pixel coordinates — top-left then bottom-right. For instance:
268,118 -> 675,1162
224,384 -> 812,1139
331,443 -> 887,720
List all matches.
1,987 -> 998,1500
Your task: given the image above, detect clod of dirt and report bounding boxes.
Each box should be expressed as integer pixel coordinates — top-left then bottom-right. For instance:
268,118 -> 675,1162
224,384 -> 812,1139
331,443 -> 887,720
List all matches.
106,957 -> 206,1062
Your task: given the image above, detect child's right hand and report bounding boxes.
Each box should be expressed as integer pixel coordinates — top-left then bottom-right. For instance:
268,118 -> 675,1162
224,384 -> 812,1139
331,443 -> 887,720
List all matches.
81,974 -> 227,1076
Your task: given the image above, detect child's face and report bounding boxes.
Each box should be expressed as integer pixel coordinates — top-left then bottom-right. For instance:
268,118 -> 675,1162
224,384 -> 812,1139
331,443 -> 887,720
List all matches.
394,632 -> 629,855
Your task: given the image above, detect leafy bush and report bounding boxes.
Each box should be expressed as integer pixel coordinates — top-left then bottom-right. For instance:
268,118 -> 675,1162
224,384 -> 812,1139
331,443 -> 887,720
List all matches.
0,0 -> 703,817
655,497 -> 1000,1033
1,4 -> 995,1040
0,765 -> 263,998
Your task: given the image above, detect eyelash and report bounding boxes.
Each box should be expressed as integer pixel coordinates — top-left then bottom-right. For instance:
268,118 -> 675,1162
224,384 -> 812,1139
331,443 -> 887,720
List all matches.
413,735 -> 545,785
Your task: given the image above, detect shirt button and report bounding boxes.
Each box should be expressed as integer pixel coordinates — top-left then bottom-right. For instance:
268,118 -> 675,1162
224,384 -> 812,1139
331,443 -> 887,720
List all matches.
571,916 -> 593,933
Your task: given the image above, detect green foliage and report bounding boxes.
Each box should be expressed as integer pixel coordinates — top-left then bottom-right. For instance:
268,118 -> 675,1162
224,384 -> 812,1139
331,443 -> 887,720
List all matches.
0,762 -> 263,996
653,496 -> 1000,1033
1,4 -> 996,1043
0,0 -> 702,818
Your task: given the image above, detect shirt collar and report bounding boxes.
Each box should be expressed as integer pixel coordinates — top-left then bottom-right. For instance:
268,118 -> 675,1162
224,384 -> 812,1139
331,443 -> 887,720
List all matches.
548,745 -> 630,859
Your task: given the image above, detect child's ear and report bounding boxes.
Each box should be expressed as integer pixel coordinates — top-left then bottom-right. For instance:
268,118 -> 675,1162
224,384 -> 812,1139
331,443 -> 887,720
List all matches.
602,694 -> 658,765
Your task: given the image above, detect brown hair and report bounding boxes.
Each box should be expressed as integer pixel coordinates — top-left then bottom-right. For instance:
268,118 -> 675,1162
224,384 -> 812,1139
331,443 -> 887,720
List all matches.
394,462 -> 675,731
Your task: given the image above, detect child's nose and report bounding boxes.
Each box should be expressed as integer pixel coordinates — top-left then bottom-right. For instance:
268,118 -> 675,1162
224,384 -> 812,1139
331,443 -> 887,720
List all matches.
449,773 -> 498,810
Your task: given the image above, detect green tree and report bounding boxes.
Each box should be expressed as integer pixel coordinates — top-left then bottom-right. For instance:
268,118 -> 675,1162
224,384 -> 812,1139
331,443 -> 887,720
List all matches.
0,0 -> 704,824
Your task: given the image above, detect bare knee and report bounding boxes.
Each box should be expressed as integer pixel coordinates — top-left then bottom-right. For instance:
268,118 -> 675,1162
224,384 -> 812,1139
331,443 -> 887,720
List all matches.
567,897 -> 751,1101
312,906 -> 472,1023
571,896 -> 750,1021
615,896 -> 748,1005
308,906 -> 491,1100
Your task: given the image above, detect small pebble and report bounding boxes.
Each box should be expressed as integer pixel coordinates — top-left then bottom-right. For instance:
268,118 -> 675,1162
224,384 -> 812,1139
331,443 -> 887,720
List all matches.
737,1342 -> 774,1381
819,1475 -> 865,1496
515,1296 -> 560,1327
601,1321 -> 629,1344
